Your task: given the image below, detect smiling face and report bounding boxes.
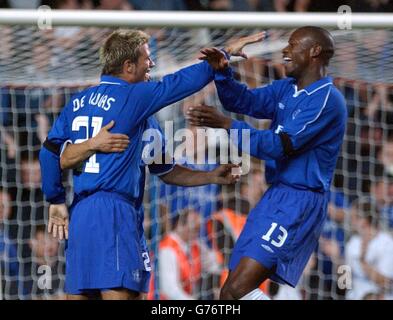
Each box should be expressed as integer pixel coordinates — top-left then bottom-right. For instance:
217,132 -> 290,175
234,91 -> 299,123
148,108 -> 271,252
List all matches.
281,27 -> 335,79
282,30 -> 313,79
134,43 -> 155,82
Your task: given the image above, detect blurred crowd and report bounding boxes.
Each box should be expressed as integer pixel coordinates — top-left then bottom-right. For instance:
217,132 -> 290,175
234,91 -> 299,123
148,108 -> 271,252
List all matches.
0,0 -> 393,300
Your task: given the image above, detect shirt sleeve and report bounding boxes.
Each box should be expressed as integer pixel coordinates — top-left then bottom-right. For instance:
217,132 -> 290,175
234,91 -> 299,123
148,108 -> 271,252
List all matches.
131,61 -> 214,123
230,119 -> 284,161
280,87 -> 345,152
39,107 -> 70,204
158,248 -> 195,300
39,142 -> 66,204
214,67 -> 279,119
230,87 -> 346,160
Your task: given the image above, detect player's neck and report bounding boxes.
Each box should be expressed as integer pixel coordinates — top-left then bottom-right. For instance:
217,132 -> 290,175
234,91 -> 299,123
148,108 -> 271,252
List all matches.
296,66 -> 327,90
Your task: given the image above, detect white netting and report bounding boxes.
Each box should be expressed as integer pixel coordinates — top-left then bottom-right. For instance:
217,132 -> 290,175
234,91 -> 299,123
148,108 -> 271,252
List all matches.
1,21 -> 393,300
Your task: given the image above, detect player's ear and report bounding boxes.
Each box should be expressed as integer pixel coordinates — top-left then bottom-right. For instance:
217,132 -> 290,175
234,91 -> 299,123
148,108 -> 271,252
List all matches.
124,59 -> 135,74
310,44 -> 322,58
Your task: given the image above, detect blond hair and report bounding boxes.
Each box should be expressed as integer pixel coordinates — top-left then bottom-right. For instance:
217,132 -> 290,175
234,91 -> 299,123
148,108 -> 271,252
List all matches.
99,29 -> 150,76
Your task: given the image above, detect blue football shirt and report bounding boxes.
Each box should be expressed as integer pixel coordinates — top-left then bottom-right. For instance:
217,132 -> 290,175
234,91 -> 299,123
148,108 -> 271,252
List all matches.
215,68 -> 347,192
45,61 -> 214,201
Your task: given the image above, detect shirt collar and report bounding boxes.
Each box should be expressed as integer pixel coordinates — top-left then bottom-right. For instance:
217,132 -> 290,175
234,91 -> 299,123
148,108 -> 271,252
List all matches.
292,76 -> 333,98
100,75 -> 130,86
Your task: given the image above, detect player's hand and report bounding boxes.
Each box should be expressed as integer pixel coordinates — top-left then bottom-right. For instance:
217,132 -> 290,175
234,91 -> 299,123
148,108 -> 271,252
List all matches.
225,31 -> 267,59
89,120 -> 130,153
199,47 -> 229,71
211,164 -> 242,185
186,105 -> 232,129
48,203 -> 69,240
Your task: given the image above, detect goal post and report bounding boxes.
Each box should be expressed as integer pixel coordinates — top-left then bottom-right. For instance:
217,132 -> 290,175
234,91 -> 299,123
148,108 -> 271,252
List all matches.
0,9 -> 393,28
0,9 -> 392,300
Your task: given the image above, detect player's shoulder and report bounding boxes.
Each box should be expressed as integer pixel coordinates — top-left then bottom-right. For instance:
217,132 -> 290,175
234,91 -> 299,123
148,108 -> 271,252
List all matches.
270,77 -> 295,90
146,115 -> 162,130
326,84 -> 347,116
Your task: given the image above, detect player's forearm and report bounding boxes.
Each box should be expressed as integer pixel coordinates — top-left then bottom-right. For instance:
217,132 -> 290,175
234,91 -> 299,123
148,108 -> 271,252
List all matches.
215,70 -> 274,119
159,165 -> 215,187
60,140 -> 96,170
215,70 -> 256,115
230,120 -> 285,161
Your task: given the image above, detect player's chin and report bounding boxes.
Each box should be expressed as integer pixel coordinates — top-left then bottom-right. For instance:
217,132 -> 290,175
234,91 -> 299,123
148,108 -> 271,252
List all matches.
284,65 -> 295,77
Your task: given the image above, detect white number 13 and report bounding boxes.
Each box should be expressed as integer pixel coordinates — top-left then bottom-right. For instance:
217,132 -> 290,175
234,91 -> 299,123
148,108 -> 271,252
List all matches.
261,222 -> 288,248
72,116 -> 103,173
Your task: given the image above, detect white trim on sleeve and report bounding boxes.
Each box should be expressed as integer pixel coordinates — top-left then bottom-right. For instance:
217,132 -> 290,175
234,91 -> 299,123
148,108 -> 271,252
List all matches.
60,140 -> 73,157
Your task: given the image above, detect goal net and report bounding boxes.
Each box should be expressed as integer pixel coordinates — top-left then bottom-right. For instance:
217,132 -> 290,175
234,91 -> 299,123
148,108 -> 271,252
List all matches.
0,10 -> 392,300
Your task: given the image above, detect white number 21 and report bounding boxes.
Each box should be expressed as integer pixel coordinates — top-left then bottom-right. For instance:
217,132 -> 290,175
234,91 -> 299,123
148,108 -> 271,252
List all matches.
261,222 -> 288,248
72,116 -> 103,173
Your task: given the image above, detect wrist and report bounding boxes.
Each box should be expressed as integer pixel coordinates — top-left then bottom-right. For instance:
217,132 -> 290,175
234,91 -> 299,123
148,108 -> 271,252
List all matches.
222,117 -> 232,130
87,137 -> 97,152
221,48 -> 232,60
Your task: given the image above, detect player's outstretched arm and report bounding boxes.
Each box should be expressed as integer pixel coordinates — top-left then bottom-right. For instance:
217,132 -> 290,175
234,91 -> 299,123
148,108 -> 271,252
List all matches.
159,164 -> 240,187
187,105 -> 284,161
186,104 -> 232,129
60,120 -> 129,170
199,36 -> 276,120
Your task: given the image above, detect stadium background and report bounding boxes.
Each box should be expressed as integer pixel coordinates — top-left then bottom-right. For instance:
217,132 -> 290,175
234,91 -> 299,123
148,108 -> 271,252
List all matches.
0,0 -> 393,300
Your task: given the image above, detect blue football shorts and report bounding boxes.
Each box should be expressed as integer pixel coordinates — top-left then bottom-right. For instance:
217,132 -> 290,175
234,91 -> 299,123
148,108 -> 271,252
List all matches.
64,191 -> 151,295
229,183 -> 329,287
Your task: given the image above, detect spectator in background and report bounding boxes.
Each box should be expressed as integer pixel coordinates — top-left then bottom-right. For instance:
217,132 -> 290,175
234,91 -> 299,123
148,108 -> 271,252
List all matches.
22,225 -> 65,300
99,0 -> 133,10
158,105 -> 221,238
0,83 -> 51,151
129,0 -> 186,10
346,199 -> 393,300
349,0 -> 393,12
158,209 -> 221,299
379,134 -> 393,175
0,187 -> 18,299
369,167 -> 393,230
310,191 -> 348,299
6,0 -> 40,8
9,152 -> 46,273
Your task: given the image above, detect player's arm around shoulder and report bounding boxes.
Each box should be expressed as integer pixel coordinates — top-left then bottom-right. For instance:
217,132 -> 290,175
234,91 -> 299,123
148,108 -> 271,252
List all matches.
60,120 -> 129,169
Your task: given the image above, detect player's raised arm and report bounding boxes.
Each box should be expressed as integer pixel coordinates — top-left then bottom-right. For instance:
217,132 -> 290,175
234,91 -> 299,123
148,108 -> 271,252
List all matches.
132,61 -> 215,123
198,36 -> 280,120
